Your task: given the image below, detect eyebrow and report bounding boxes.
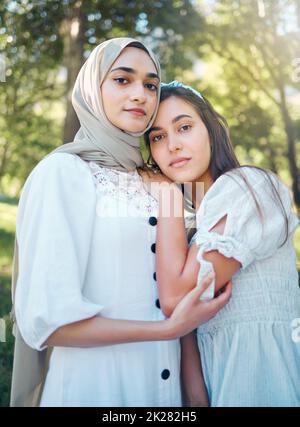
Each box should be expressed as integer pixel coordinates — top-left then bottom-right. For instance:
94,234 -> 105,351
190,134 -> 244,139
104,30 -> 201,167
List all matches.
149,114 -> 193,133
172,114 -> 192,123
110,66 -> 160,80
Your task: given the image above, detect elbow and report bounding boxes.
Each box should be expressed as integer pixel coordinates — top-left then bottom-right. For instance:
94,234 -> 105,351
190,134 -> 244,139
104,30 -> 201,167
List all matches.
157,275 -> 192,318
156,277 -> 178,317
160,305 -> 174,318
159,295 -> 179,318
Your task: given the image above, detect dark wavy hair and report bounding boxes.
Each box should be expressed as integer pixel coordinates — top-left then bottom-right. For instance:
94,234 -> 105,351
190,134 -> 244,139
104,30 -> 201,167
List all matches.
144,85 -> 289,246
127,41 -> 149,52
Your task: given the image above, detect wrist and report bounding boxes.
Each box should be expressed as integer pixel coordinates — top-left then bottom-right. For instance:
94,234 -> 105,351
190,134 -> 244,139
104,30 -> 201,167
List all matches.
158,318 -> 177,340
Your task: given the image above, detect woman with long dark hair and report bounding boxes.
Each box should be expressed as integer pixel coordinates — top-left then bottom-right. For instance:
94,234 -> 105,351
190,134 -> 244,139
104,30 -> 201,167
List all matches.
144,81 -> 300,407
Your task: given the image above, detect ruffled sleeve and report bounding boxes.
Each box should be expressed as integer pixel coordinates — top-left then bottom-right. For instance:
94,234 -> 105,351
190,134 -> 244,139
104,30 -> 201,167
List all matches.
15,153 -> 104,351
194,167 -> 299,270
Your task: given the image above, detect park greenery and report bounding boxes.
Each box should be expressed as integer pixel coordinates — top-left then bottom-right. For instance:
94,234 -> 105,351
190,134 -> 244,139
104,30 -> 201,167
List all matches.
0,0 -> 299,407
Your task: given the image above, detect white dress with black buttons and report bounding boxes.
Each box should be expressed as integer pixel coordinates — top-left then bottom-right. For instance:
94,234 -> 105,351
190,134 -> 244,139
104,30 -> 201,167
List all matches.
15,153 -> 181,407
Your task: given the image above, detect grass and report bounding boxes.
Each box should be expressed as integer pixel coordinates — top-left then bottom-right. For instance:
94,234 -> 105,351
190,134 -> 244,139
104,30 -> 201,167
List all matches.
0,308 -> 13,407
0,201 -> 17,274
0,199 -> 17,407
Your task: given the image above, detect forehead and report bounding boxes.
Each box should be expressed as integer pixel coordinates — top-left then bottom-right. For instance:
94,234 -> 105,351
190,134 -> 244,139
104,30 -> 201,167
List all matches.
110,47 -> 157,74
154,96 -> 197,123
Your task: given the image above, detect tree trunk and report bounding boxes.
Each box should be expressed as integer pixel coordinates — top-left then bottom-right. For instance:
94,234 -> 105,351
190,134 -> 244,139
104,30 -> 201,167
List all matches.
278,85 -> 300,208
61,1 -> 85,144
266,142 -> 278,175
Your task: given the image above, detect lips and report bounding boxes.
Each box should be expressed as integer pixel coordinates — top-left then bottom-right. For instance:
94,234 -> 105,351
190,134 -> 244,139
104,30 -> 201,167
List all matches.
169,157 -> 191,168
125,108 -> 146,116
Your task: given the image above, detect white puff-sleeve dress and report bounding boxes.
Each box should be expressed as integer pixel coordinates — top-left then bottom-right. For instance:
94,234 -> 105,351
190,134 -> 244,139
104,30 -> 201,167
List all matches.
15,153 -> 181,407
192,167 -> 300,407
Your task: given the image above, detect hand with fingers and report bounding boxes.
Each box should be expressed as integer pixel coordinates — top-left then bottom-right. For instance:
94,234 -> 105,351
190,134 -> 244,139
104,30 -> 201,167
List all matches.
167,273 -> 232,339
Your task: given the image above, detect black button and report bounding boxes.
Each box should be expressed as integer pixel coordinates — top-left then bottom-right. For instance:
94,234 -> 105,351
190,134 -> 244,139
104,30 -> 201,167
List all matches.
151,243 -> 156,253
149,216 -> 157,226
161,369 -> 170,380
155,299 -> 160,309
153,272 -> 157,281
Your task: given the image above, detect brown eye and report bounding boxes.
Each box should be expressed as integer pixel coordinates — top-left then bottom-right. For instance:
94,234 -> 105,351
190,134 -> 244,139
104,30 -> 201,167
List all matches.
179,124 -> 192,132
151,134 -> 163,143
145,83 -> 158,92
114,77 -> 129,85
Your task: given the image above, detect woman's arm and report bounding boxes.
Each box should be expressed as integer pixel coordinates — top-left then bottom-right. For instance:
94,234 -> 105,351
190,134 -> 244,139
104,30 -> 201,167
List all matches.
46,315 -> 172,347
156,185 -> 240,317
45,273 -> 232,348
181,331 -> 209,407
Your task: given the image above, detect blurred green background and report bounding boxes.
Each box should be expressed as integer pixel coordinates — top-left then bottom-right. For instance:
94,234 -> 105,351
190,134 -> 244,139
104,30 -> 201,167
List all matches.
0,0 -> 299,407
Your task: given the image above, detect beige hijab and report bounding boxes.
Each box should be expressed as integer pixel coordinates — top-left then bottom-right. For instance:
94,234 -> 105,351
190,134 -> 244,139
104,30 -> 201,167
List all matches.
51,37 -> 161,171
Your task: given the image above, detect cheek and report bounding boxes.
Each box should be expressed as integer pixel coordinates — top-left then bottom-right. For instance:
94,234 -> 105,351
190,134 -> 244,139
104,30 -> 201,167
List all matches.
205,140 -> 212,164
150,144 -> 157,161
201,140 -> 211,163
101,83 -> 120,108
151,145 -> 164,166
148,94 -> 157,114
101,85 -> 111,114
195,133 -> 211,164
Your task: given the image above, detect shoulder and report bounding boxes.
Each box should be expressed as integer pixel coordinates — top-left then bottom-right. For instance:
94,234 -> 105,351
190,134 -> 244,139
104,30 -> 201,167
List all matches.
20,153 -> 95,207
216,166 -> 270,187
198,166 -> 290,222
24,153 -> 93,188
137,166 -> 173,184
17,154 -> 97,232
207,166 -> 283,199
32,153 -> 90,178
203,167 -> 297,228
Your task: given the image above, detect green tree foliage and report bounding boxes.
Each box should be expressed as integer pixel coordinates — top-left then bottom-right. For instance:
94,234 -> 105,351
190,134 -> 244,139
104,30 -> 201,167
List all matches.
0,0 -> 204,192
0,0 -> 299,408
0,1 -> 64,191
191,0 -> 300,206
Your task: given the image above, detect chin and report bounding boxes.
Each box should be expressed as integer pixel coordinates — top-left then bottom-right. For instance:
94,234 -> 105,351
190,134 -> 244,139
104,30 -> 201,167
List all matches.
122,121 -> 147,133
168,170 -> 196,184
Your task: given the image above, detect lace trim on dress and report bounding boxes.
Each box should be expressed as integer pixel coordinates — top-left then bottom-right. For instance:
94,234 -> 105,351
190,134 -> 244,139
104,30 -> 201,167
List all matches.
88,162 -> 158,215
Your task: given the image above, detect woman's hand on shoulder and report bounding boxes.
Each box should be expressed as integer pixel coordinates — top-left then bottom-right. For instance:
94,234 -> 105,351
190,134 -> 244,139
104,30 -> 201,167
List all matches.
138,166 -> 173,184
138,166 -> 177,200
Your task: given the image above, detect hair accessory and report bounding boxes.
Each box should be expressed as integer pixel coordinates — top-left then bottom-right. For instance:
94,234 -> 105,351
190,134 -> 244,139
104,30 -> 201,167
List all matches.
161,80 -> 204,100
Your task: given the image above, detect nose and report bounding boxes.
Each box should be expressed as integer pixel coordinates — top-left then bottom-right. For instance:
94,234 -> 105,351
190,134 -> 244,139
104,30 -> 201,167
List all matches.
129,82 -> 147,103
167,134 -> 182,152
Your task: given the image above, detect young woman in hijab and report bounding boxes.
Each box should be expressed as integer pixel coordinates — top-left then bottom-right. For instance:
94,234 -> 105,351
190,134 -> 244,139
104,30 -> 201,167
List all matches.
12,39 -> 232,407
144,81 -> 300,407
